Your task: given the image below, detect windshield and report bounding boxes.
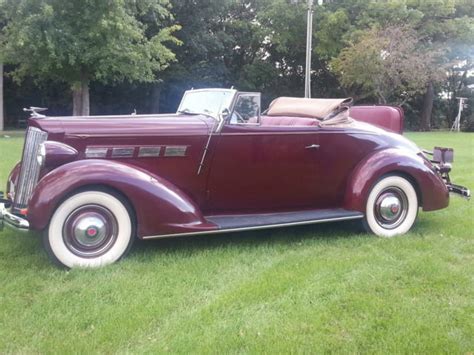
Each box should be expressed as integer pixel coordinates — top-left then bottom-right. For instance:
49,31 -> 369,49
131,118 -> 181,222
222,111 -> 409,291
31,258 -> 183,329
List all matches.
177,90 -> 235,118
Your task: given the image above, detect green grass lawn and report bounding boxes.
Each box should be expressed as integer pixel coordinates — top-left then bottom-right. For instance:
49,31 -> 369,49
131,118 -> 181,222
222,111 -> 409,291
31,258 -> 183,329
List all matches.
0,132 -> 473,353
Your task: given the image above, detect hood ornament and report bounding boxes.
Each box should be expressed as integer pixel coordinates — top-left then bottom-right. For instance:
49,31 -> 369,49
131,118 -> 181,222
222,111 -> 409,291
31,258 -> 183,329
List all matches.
23,107 -> 48,118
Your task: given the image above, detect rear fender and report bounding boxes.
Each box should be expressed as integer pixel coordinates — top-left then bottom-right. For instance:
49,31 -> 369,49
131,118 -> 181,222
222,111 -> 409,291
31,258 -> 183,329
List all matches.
344,148 -> 449,212
27,160 -> 217,237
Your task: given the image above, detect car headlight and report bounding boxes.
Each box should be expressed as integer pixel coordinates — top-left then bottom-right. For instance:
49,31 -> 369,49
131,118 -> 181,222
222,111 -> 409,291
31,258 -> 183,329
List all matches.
37,143 -> 46,166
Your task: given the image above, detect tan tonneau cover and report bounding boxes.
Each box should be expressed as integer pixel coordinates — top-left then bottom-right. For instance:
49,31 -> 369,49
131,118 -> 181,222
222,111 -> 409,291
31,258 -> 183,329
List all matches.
266,97 -> 353,119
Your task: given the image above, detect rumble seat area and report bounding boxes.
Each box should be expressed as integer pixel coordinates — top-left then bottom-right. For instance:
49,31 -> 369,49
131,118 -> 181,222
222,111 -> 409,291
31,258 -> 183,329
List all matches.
259,115 -> 320,127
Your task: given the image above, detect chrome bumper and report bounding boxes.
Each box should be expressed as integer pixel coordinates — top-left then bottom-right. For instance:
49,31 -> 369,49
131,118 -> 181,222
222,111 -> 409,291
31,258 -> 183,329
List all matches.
447,184 -> 471,200
0,201 -> 30,230
423,147 -> 470,201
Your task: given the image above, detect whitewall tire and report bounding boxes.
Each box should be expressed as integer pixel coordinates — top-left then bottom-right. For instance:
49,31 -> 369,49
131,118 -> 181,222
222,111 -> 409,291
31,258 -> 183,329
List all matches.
44,190 -> 135,268
363,175 -> 418,237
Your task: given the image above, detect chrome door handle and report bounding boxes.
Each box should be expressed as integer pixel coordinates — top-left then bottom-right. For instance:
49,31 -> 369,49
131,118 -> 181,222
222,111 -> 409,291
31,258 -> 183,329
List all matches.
305,144 -> 320,149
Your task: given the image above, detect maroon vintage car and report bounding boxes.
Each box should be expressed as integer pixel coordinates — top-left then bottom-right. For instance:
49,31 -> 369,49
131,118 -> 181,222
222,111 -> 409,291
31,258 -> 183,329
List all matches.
0,89 -> 470,268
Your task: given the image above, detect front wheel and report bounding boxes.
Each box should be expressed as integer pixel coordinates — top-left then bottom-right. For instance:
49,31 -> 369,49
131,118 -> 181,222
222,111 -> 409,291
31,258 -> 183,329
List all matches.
44,190 -> 135,268
363,175 -> 418,237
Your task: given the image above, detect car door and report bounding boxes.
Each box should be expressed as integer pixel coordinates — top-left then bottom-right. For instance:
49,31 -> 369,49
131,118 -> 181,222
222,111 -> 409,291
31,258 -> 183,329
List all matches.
205,93 -> 324,213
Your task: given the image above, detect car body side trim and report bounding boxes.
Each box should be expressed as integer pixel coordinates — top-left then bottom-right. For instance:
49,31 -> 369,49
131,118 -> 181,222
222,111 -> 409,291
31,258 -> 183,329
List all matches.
67,133 -> 205,139
220,131 -> 318,136
219,130 -> 381,136
142,213 -> 364,240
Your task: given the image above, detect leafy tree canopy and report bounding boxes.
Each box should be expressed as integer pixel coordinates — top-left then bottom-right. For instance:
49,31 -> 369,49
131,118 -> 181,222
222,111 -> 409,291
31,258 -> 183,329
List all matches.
332,25 -> 444,104
1,0 -> 472,129
1,0 -> 180,114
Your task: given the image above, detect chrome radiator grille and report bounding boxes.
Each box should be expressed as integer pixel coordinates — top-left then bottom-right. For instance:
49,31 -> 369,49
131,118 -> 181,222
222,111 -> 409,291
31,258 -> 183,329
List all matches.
13,127 -> 48,212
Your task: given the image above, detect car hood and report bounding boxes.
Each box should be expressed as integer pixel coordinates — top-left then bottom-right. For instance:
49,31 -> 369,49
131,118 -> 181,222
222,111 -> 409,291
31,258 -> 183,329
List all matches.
29,113 -> 215,138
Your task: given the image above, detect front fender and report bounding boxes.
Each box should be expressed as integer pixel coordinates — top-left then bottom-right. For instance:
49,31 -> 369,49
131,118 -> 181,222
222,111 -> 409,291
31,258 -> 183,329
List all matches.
7,162 -> 21,199
27,160 -> 217,237
344,148 -> 449,213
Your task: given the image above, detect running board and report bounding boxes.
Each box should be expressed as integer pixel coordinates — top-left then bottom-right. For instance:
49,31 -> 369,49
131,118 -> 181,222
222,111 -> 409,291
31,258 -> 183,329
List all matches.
142,208 -> 363,240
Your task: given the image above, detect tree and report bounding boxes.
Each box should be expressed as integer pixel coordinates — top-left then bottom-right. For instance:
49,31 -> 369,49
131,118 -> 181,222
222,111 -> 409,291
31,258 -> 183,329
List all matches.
314,0 -> 473,129
0,62 -> 3,131
443,53 -> 474,127
1,0 -> 180,115
408,0 -> 474,130
331,25 -> 444,105
161,0 -> 341,111
158,0 -> 245,112
158,0 -> 272,112
0,0 -> 5,131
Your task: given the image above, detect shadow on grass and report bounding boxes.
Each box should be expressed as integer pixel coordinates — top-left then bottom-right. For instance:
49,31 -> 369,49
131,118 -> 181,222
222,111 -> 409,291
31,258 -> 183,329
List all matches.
130,219 -> 369,259
1,220 -> 370,271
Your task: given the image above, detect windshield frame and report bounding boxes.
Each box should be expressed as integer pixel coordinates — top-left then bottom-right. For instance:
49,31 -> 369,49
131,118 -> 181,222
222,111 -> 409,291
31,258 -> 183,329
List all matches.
177,88 -> 238,121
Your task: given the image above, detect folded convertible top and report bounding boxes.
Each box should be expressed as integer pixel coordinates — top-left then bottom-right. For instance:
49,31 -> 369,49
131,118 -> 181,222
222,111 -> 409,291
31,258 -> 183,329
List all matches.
266,97 -> 353,119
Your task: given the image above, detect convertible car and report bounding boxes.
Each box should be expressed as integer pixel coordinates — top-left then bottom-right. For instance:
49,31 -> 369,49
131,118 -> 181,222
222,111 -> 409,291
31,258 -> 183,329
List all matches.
0,89 -> 470,268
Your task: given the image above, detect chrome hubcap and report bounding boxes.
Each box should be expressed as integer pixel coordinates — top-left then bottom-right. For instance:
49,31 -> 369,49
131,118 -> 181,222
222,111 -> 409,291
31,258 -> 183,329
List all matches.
374,188 -> 408,229
73,216 -> 107,247
378,195 -> 402,221
63,205 -> 118,258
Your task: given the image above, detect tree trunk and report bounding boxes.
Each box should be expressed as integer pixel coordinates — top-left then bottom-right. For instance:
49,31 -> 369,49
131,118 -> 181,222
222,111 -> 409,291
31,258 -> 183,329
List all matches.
376,90 -> 387,104
72,84 -> 82,116
0,63 -> 4,131
151,85 -> 161,113
72,74 -> 90,116
82,80 -> 90,116
420,81 -> 434,131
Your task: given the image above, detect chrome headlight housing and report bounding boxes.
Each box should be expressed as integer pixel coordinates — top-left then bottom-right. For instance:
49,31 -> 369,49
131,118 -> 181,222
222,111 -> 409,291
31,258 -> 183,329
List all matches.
37,143 -> 46,166
36,141 -> 78,168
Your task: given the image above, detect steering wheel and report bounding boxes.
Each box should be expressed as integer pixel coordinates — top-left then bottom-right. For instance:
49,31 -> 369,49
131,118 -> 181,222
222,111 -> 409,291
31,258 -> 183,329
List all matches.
231,111 -> 245,124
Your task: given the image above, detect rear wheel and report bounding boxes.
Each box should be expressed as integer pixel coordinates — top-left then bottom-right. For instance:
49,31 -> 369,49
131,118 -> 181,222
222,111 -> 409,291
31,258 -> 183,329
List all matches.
44,190 -> 135,268
363,175 -> 418,237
